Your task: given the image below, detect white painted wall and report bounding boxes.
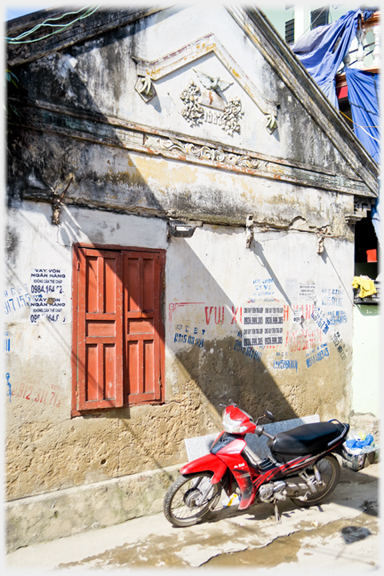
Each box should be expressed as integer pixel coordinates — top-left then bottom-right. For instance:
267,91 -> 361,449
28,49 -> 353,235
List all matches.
351,305 -> 380,416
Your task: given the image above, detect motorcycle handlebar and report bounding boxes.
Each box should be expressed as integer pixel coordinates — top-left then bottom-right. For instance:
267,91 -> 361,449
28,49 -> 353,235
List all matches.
255,425 -> 275,441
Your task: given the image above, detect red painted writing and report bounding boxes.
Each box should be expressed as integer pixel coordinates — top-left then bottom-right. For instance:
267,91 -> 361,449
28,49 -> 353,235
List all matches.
12,383 -> 62,408
205,306 -> 225,325
168,302 -> 204,323
285,328 -> 322,352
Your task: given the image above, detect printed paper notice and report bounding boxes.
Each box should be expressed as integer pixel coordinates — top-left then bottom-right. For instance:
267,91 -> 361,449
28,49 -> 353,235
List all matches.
242,305 -> 284,348
30,268 -> 67,324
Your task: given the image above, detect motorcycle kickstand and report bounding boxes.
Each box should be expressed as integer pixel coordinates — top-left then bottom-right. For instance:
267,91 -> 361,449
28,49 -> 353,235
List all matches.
274,502 -> 281,524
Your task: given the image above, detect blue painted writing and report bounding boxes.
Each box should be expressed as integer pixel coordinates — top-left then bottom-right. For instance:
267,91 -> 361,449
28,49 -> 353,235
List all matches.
306,343 -> 330,368
273,359 -> 298,372
6,373 -> 11,402
174,333 -> 204,347
233,339 -> 262,362
311,307 -> 330,334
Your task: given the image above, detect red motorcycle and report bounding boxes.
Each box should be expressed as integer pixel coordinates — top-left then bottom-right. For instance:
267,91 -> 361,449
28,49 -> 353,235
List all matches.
163,404 -> 349,527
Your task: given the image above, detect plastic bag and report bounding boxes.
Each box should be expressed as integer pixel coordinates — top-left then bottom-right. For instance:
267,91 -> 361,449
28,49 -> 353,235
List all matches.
345,429 -> 374,450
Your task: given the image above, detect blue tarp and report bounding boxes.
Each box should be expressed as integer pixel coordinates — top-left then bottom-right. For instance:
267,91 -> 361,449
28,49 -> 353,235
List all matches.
344,61 -> 380,245
292,8 -> 380,243
345,67 -> 380,162
292,9 -> 373,107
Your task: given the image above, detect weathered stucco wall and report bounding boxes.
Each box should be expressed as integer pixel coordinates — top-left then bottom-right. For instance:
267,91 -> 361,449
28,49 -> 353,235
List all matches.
9,4 -> 364,183
6,4 -> 377,550
5,198 -> 354,502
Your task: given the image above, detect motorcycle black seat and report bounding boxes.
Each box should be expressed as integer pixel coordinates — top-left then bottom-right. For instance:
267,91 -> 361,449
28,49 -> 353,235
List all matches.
268,421 -> 345,463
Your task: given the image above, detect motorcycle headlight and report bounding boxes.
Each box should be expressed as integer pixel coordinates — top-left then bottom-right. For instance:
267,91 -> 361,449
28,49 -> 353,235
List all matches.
222,410 -> 248,433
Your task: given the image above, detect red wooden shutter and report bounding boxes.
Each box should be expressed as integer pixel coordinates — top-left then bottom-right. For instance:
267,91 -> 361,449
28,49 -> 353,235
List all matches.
124,251 -> 163,403
77,248 -> 123,410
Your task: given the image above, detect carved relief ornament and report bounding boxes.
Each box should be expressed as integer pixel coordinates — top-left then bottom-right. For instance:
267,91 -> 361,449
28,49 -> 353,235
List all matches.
158,136 -> 264,170
180,81 -> 204,126
180,79 -> 244,136
132,33 -> 278,134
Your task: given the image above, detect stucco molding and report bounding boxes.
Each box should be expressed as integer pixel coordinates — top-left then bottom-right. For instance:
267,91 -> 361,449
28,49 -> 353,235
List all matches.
132,33 -> 278,134
8,97 -> 372,197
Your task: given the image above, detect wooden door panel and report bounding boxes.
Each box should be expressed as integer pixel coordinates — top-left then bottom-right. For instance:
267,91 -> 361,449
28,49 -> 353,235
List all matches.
78,248 -> 123,410
127,319 -> 153,334
144,340 -> 155,394
124,251 -> 161,403
143,258 -> 155,311
127,340 -> 140,395
86,320 -> 116,337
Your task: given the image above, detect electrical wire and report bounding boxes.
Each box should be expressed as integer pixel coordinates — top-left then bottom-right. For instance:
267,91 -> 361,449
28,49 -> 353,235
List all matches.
6,6 -> 100,44
6,7 -> 92,41
354,125 -> 380,142
339,109 -> 380,142
293,5 -> 330,45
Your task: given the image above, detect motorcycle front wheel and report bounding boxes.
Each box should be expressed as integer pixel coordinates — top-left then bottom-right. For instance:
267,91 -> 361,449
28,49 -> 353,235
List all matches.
163,472 -> 222,527
290,454 -> 340,508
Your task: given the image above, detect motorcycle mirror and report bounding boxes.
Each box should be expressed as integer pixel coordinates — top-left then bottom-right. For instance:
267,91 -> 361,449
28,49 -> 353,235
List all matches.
264,410 -> 274,422
255,425 -> 264,437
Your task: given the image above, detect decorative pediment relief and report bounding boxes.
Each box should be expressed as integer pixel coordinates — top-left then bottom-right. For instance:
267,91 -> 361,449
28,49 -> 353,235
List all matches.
132,33 -> 278,134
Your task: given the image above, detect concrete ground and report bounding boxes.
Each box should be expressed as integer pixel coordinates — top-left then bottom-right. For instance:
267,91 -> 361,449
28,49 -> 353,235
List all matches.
6,461 -> 380,572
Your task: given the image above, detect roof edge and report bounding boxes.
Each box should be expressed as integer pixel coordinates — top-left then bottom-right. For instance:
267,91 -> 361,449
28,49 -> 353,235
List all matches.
6,5 -> 166,68
227,5 -> 378,197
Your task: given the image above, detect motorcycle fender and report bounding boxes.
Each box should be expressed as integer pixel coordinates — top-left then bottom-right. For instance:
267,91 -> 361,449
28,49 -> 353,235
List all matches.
180,453 -> 228,484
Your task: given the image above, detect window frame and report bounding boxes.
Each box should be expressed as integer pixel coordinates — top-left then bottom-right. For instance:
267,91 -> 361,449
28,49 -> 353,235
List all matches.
71,243 -> 166,417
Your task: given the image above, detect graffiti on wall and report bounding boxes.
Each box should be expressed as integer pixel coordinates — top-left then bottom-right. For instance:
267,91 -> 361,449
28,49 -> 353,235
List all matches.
5,373 -> 11,402
234,333 -> 262,362
30,268 -> 67,324
273,352 -> 298,372
251,278 -> 275,300
4,332 -> 10,352
291,303 -> 315,324
11,382 -> 62,407
285,327 -> 323,351
305,343 -> 330,368
321,288 -> 344,307
311,306 -> 331,334
173,324 -> 206,348
168,302 -> 204,323
205,306 -> 225,325
169,279 -> 349,369
327,310 -> 347,325
4,284 -> 30,316
330,331 -> 348,360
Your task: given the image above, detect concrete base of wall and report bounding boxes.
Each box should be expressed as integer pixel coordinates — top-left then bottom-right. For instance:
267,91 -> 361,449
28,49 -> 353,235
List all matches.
6,463 -> 181,553
8,413 -> 378,554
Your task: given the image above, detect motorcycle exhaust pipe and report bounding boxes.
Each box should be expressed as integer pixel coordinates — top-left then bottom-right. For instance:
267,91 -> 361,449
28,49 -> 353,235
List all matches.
284,481 -> 311,497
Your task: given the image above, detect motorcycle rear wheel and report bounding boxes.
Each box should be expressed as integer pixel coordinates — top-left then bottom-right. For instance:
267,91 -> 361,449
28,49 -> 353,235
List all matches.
163,472 -> 222,527
290,454 -> 340,507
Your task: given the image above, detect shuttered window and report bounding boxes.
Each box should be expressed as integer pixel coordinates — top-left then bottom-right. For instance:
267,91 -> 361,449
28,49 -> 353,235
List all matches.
72,245 -> 165,415
285,18 -> 295,45
311,8 -> 329,30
